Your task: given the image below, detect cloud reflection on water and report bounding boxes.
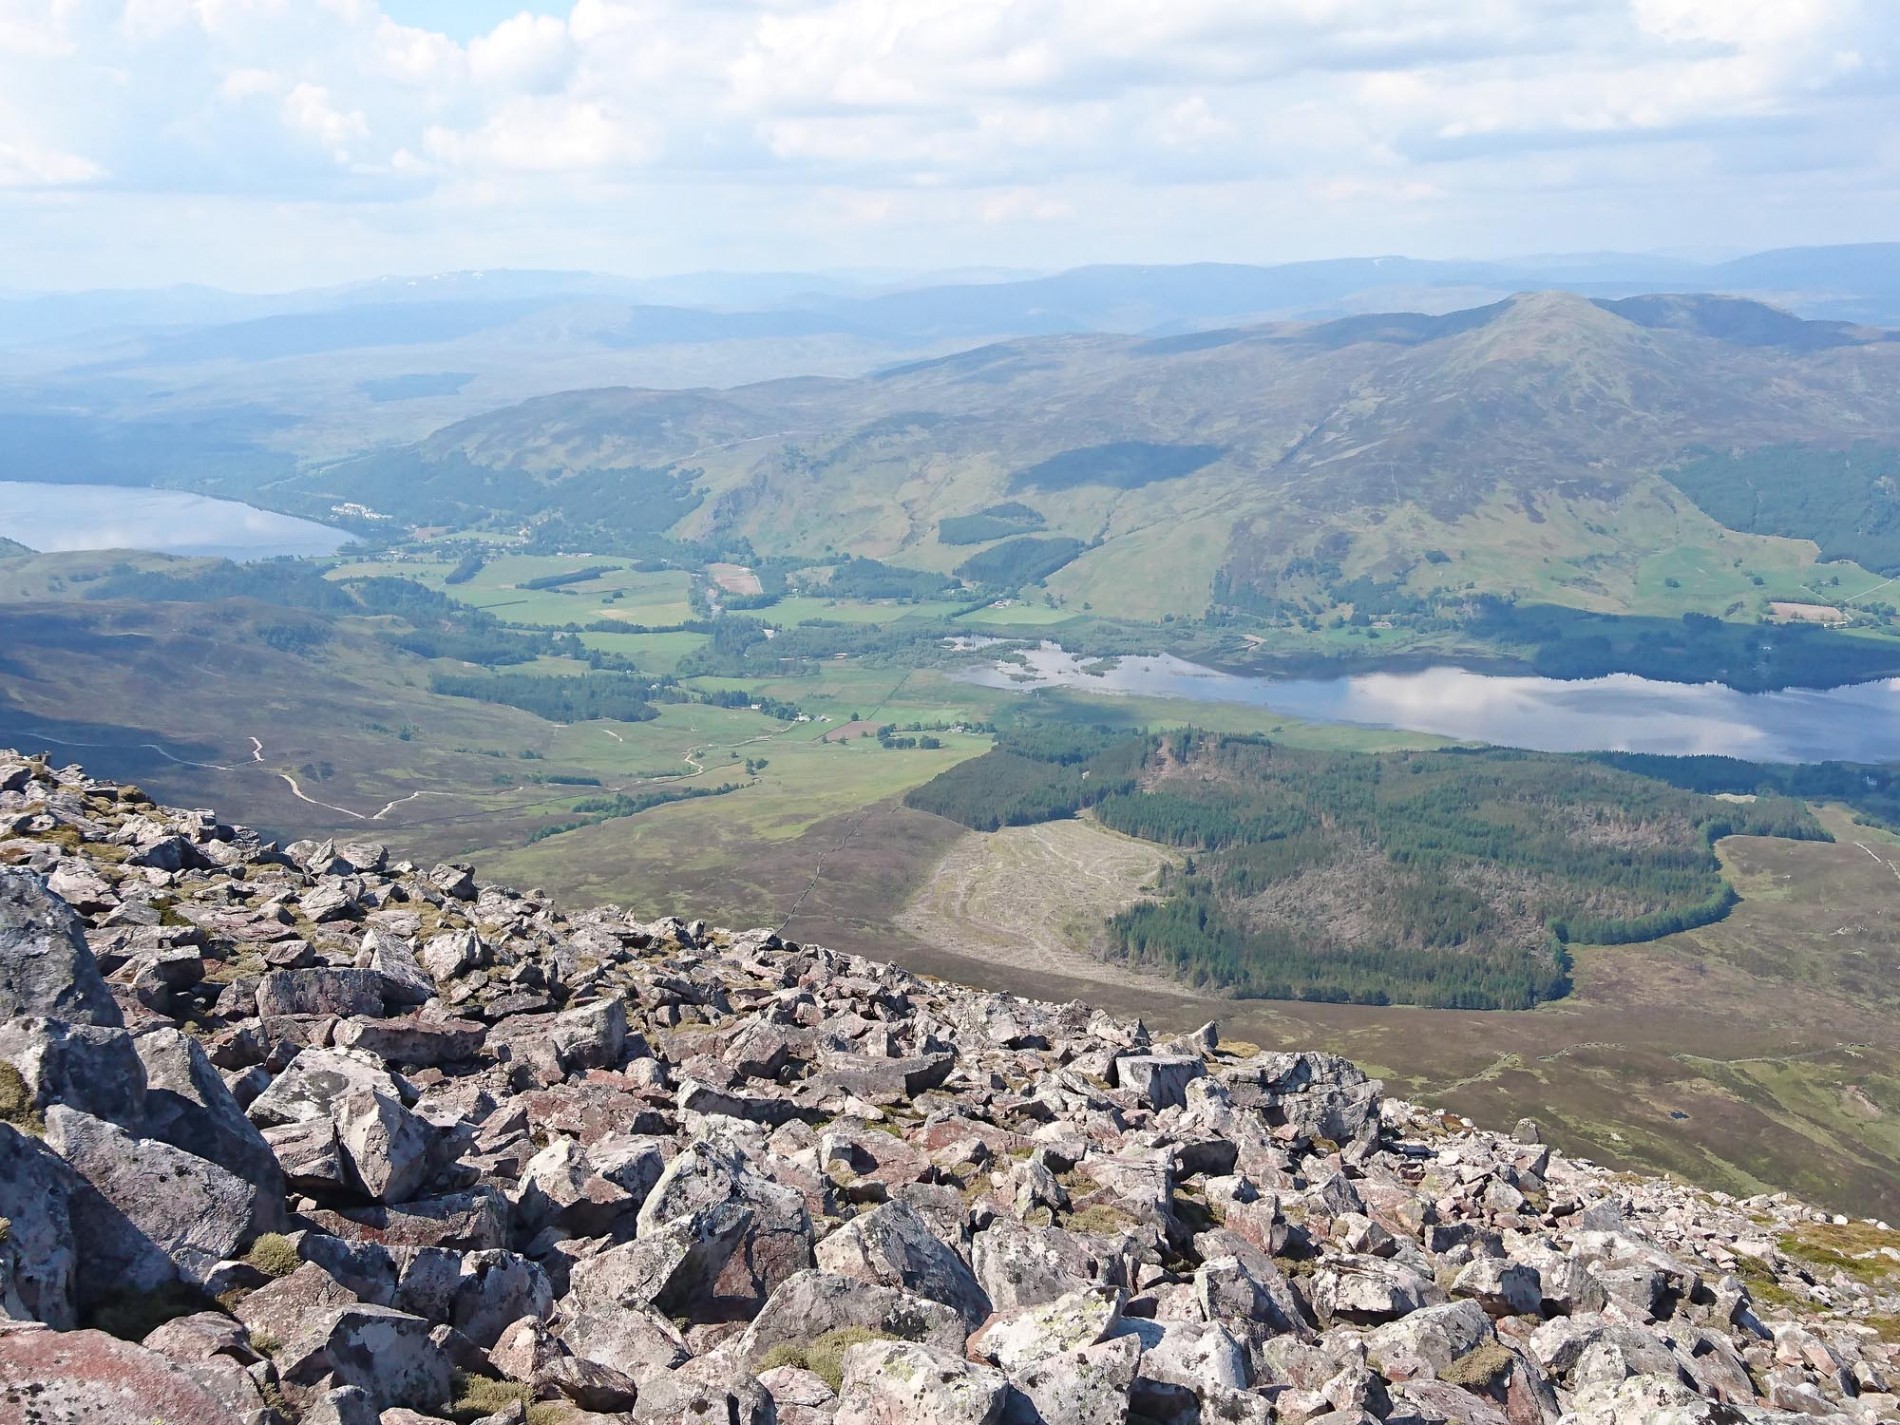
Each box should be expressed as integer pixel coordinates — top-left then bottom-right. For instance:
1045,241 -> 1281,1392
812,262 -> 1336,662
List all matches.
0,482 -> 349,562
956,646 -> 1900,764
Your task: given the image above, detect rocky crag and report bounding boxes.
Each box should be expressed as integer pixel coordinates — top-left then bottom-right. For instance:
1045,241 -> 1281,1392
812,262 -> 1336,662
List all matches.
1,749 -> 1898,1425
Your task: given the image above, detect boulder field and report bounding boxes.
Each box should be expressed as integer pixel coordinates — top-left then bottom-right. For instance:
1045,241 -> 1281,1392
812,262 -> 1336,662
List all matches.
1,748 -> 1897,1425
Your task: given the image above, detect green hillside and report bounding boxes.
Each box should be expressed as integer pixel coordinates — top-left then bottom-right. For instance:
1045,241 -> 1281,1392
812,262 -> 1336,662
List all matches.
270,292 -> 1900,636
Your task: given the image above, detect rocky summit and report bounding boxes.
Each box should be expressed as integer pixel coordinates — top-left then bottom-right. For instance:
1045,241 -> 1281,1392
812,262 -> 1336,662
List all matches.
1,750 -> 1898,1425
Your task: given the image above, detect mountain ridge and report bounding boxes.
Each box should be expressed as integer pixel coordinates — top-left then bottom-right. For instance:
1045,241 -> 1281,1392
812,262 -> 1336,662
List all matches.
290,291 -> 1900,626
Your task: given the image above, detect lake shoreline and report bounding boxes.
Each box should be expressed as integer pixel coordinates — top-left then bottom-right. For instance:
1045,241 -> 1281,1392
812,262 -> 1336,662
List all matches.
0,480 -> 350,562
957,644 -> 1900,764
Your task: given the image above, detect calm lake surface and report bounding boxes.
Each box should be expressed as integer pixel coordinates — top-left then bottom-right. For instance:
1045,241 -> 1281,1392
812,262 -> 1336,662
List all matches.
957,644 -> 1900,763
0,481 -> 349,561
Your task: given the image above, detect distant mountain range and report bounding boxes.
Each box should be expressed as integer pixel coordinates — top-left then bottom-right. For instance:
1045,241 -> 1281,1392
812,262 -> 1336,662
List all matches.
2,243 -> 1897,479
270,290 -> 1900,627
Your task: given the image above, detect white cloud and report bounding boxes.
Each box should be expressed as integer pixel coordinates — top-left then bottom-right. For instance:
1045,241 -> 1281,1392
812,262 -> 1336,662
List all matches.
0,0 -> 1893,284
282,82 -> 370,161
468,11 -> 572,92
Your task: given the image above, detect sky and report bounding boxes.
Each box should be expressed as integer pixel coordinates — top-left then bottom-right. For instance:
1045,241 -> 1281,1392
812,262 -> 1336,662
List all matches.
1,0 -> 1896,291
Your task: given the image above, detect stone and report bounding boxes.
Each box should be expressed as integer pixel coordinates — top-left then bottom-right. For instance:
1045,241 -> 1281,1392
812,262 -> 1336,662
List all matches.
833,1339 -> 1009,1425
0,868 -> 121,1025
334,1014 -> 485,1068
265,1114 -> 354,1193
0,1122 -> 80,1329
247,1046 -> 402,1128
334,1088 -> 442,1203
255,967 -> 385,1019
311,1186 -> 512,1251
135,1025 -> 287,1218
1000,1334 -> 1140,1425
972,1217 -> 1098,1311
816,1197 -> 992,1328
0,1016 -> 145,1127
548,996 -> 628,1072
1451,1256 -> 1543,1318
536,1353 -> 643,1411
275,1303 -> 453,1413
970,1285 -> 1123,1373
0,1323 -> 251,1424
1365,1299 -> 1495,1377
234,1260 -> 366,1344
637,1135 -> 814,1310
44,1105 -> 265,1295
1114,1054 -> 1206,1111
561,1302 -> 691,1378
628,1357 -> 775,1425
740,1270 -> 969,1365
1310,1256 -> 1434,1325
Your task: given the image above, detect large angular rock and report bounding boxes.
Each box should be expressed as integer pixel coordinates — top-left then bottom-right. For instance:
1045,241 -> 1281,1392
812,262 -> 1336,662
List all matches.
548,995 -> 628,1072
356,928 -> 434,1008
134,1025 -> 286,1220
834,1339 -> 1009,1425
1310,1255 -> 1434,1325
263,1115 -> 352,1194
628,1358 -> 775,1425
334,1088 -> 441,1203
1001,1334 -> 1141,1425
970,1285 -> 1123,1373
246,1046 -> 402,1128
1451,1256 -> 1543,1318
740,1270 -> 968,1365
234,1261 -> 366,1347
309,1186 -> 511,1251
0,1122 -> 79,1329
561,1302 -> 691,1379
0,869 -> 120,1026
1115,1054 -> 1206,1111
1366,1299 -> 1495,1377
276,1303 -> 453,1413
0,1016 -> 145,1126
333,1013 -> 484,1069
637,1135 -> 813,1310
816,1198 -> 991,1328
972,1217 -> 1099,1311
255,967 -> 385,1020
569,1213 -> 749,1316
44,1105 -> 265,1295
0,1322 -> 250,1424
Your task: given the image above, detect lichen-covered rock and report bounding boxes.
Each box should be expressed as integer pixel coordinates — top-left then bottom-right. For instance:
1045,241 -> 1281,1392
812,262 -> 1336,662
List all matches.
834,1339 -> 1009,1425
0,868 -> 120,1025
43,1104 -> 266,1296
0,753 -> 1896,1425
816,1197 -> 991,1328
0,1123 -> 79,1330
0,1322 -> 250,1424
274,1302 -> 452,1413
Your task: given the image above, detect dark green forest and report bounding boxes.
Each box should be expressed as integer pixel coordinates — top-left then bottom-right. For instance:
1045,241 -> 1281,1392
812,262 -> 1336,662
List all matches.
820,557 -> 958,601
1471,600 -> 1900,691
428,670 -> 658,723
1664,442 -> 1900,572
954,536 -> 1087,588
906,728 -> 1827,1009
938,503 -> 1046,545
902,724 -> 1146,830
1009,441 -> 1222,493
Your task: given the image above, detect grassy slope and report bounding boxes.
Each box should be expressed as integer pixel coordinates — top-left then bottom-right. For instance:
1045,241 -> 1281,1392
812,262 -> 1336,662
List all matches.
324,294 -> 1900,638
